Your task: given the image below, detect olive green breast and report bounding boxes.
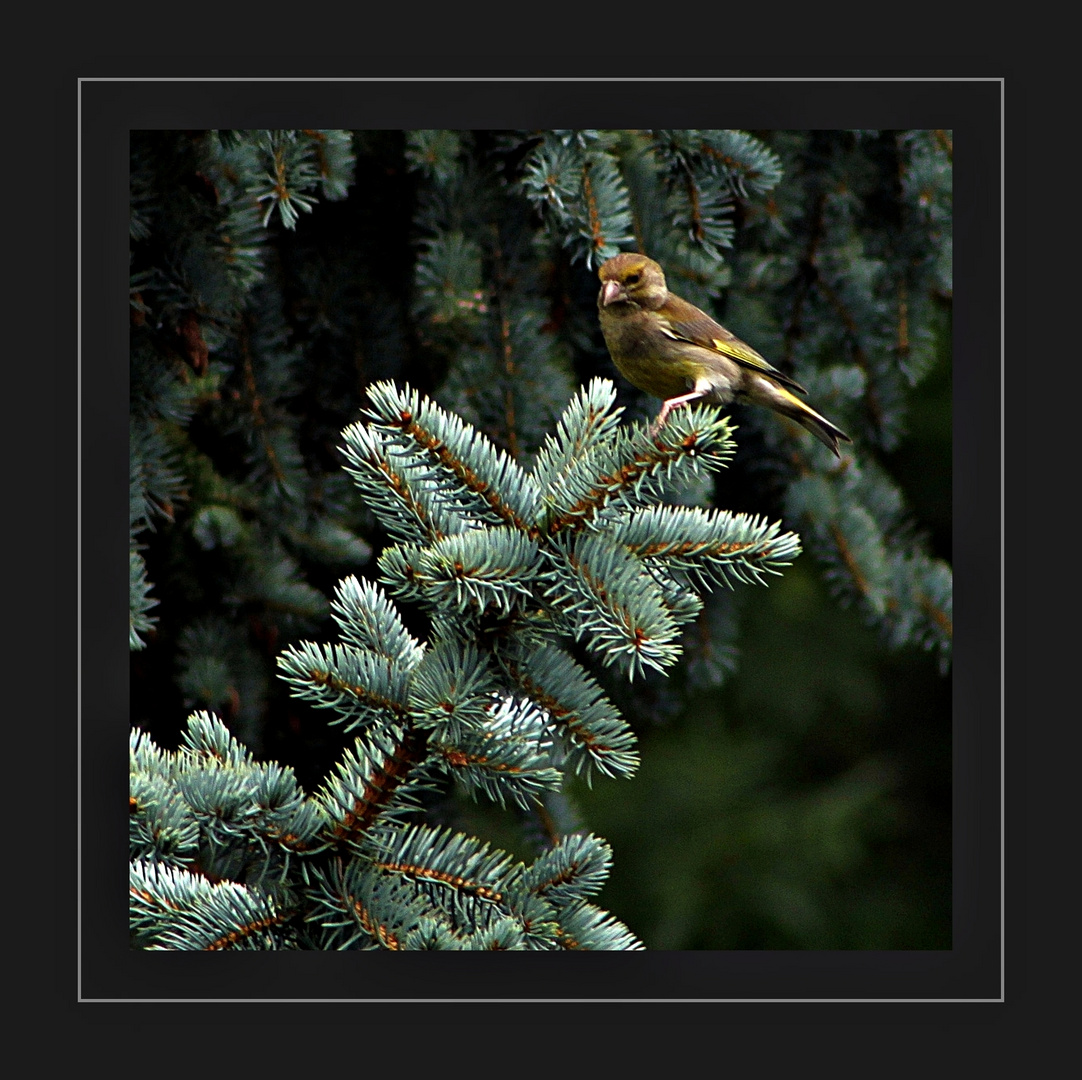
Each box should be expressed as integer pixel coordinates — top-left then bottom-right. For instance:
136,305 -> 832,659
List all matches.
600,319 -> 699,399
612,348 -> 699,400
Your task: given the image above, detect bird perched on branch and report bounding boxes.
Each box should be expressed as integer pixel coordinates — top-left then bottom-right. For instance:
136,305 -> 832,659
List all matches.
597,252 -> 852,457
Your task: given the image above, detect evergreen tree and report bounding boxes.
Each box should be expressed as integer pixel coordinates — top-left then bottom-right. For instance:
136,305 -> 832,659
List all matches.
130,128 -> 951,950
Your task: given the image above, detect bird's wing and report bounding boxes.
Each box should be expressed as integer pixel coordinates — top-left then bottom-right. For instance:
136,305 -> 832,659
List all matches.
658,294 -> 808,396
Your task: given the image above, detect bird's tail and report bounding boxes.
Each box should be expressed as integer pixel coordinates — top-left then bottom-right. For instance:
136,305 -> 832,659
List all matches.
750,378 -> 852,458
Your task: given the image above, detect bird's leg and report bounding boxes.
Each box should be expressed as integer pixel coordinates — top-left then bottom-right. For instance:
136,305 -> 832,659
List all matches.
649,386 -> 711,436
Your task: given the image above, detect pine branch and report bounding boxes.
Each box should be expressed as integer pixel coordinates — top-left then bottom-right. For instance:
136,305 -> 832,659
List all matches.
500,640 -> 640,782
133,377 -> 794,949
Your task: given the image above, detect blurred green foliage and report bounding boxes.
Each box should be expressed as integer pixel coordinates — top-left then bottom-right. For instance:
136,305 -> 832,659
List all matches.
574,555 -> 950,949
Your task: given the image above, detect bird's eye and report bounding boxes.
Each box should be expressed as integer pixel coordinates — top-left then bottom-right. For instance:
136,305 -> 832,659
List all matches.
624,273 -> 640,285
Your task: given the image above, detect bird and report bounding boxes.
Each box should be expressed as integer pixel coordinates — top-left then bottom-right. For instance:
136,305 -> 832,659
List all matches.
596,252 -> 852,457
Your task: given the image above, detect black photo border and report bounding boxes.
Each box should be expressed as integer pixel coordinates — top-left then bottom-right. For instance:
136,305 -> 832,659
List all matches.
73,69 -> 1004,1019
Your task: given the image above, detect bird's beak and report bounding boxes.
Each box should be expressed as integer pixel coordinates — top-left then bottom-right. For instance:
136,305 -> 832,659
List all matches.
600,280 -> 623,306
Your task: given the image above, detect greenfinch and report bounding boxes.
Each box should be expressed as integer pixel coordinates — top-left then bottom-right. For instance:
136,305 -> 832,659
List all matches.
597,252 -> 852,457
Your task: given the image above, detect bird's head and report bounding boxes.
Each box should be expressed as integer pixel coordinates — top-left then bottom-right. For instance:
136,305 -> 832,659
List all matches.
597,253 -> 668,311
